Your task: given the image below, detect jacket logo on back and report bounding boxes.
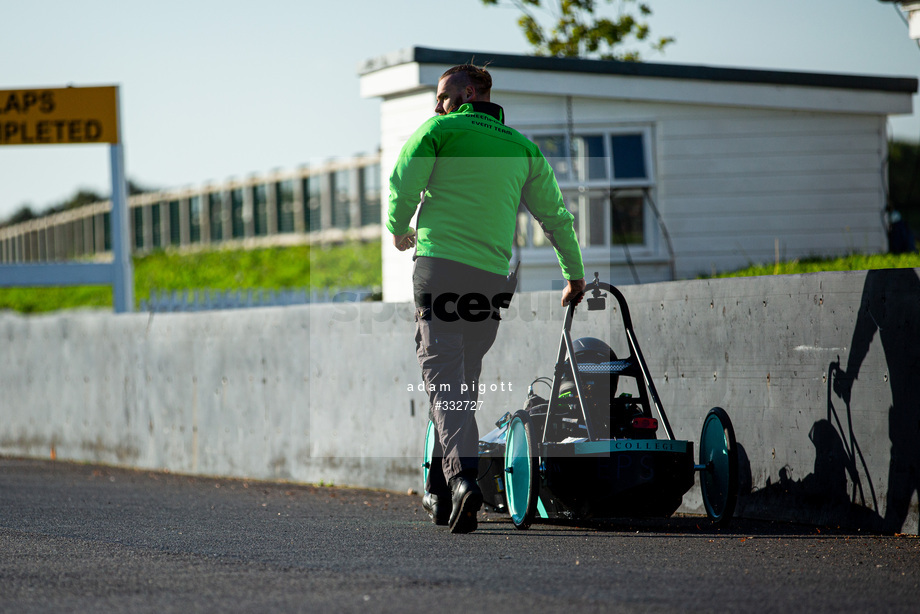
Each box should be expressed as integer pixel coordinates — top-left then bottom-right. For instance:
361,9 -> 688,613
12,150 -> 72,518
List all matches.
471,120 -> 512,136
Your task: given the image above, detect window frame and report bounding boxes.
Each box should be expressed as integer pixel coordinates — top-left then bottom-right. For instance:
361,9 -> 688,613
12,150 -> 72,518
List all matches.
519,125 -> 660,263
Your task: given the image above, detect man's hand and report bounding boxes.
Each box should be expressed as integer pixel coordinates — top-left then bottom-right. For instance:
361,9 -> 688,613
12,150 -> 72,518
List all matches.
561,278 -> 586,307
393,227 -> 416,252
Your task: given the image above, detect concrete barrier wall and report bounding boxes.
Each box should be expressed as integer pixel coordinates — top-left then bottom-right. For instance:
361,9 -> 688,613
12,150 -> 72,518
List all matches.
1,270 -> 917,534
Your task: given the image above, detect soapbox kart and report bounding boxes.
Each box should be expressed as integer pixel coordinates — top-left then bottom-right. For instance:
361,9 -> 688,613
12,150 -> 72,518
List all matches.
423,273 -> 739,528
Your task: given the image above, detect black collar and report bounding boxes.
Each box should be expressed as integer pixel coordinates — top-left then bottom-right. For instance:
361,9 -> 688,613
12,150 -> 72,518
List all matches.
469,101 -> 505,124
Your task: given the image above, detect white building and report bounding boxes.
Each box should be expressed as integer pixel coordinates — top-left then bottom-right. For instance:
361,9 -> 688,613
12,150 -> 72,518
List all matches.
359,47 -> 917,302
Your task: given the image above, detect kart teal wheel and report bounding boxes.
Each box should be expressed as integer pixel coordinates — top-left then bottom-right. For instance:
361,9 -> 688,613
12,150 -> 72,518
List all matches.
422,419 -> 435,492
504,410 -> 540,529
699,407 -> 739,526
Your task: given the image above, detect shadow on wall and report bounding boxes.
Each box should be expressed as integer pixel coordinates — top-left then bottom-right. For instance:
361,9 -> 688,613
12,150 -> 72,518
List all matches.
738,269 -> 920,534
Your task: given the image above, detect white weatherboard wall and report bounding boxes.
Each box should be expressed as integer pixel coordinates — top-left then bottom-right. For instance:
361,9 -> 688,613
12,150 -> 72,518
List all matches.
1,271 -> 918,535
362,50 -> 912,302
656,108 -> 887,276
378,89 -> 437,307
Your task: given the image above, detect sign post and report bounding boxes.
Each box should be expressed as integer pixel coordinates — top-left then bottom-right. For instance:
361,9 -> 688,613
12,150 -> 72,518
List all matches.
0,85 -> 133,312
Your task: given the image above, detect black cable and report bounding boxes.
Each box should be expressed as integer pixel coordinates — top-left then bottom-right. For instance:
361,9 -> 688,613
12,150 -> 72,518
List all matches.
610,190 -> 641,284
643,187 -> 677,281
529,376 -> 554,396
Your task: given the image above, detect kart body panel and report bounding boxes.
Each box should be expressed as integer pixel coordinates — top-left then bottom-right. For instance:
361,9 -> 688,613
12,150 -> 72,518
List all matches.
478,425 -> 695,519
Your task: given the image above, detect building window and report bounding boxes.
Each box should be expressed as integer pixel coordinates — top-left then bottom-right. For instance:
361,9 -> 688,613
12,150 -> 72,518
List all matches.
102,212 -> 112,252
230,188 -> 245,239
169,200 -> 181,246
610,134 -> 647,180
253,184 -> 268,236
133,207 -> 144,250
361,163 -> 381,226
303,177 -> 321,232
524,128 -> 654,252
208,192 -> 223,242
151,204 -> 162,248
276,180 -> 295,233
189,196 -> 201,243
333,169 -> 352,230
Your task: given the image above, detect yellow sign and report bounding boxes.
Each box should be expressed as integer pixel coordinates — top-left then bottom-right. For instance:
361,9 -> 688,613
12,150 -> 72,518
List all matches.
0,85 -> 119,146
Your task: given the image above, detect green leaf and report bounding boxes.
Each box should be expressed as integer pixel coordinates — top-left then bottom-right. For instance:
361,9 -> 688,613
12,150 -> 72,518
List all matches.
481,0 -> 675,61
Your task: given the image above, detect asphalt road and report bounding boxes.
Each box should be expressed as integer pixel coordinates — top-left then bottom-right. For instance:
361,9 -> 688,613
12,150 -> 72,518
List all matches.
2,458 -> 918,613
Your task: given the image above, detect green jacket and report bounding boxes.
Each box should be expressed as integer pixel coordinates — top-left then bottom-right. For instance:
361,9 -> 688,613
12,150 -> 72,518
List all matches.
387,102 -> 584,280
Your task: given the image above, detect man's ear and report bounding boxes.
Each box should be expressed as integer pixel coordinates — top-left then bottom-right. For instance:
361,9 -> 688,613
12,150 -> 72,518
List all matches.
465,85 -> 475,102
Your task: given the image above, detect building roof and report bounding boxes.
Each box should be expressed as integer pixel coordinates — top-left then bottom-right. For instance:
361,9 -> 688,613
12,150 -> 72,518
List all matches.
358,46 -> 918,94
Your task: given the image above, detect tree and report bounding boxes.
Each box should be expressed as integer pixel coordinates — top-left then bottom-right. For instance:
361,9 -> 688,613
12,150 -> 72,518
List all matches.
481,0 -> 674,61
888,139 -> 920,233
56,189 -> 105,212
0,178 -> 155,227
127,179 -> 156,196
0,205 -> 36,229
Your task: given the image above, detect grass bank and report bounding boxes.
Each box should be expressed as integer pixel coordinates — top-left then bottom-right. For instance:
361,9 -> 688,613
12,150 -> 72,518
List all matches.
0,241 -> 382,314
3,244 -> 917,314
703,251 -> 920,279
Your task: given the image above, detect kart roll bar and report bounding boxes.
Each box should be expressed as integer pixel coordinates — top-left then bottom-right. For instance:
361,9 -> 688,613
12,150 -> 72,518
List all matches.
541,273 -> 675,444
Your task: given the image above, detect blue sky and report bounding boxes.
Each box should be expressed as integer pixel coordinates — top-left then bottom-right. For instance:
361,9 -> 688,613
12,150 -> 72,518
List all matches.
1,0 -> 919,221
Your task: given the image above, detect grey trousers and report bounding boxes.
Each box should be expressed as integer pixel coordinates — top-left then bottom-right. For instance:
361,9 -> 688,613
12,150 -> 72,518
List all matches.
414,257 -> 506,493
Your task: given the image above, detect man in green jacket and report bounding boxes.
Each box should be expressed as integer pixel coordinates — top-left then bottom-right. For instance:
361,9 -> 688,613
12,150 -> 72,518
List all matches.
389,64 -> 585,534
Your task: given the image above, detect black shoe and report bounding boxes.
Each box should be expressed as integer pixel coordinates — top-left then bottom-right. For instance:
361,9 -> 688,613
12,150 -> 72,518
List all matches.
422,492 -> 450,526
448,476 -> 482,534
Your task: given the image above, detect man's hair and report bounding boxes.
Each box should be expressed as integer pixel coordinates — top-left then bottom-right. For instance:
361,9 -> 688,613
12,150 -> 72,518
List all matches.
440,64 -> 492,95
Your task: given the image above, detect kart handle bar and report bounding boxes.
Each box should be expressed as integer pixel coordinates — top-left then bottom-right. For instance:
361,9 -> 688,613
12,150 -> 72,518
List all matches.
557,273 -> 675,441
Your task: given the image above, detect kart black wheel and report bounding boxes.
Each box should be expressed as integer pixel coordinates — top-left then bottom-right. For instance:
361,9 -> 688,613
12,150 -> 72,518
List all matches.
504,410 -> 540,529
422,419 -> 436,492
699,407 -> 739,526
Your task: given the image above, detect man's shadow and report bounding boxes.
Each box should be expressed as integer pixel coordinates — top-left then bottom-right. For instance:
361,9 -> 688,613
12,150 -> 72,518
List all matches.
740,269 -> 920,534
833,268 -> 920,534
